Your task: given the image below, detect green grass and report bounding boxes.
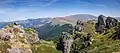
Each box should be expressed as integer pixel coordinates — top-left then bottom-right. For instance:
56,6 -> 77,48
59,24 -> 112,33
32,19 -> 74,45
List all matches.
85,28 -> 120,53
31,41 -> 61,53
83,23 -> 95,33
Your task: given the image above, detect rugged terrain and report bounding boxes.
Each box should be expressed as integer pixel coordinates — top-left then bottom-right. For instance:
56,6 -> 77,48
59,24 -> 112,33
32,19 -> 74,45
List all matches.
0,15 -> 120,53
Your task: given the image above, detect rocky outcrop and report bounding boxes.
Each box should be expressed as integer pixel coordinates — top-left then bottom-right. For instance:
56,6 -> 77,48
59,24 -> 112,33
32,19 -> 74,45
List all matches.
74,20 -> 84,32
106,17 -> 118,28
57,20 -> 93,53
56,32 -> 74,53
95,15 -> 106,33
62,32 -> 74,53
0,23 -> 40,53
96,15 -> 118,33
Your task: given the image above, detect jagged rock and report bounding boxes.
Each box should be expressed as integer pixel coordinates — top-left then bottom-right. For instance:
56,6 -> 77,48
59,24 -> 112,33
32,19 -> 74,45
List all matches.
95,15 -> 106,33
95,15 -> 118,33
74,20 -> 84,32
62,32 -> 74,53
57,32 -> 73,53
57,20 -> 93,53
98,15 -> 106,26
106,17 -> 118,28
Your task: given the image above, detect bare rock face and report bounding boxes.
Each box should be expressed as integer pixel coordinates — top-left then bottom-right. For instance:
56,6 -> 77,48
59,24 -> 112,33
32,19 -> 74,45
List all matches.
62,32 -> 74,53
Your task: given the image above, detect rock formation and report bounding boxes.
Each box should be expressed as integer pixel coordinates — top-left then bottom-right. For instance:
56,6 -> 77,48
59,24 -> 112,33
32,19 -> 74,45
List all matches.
95,15 -> 106,33
96,15 -> 118,33
106,17 -> 118,28
74,20 -> 84,32
62,32 -> 74,53
57,20 -> 93,53
0,23 -> 40,53
57,32 -> 74,53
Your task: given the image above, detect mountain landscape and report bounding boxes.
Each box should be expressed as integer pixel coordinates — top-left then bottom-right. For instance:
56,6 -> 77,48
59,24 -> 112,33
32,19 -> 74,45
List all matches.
0,14 -> 119,40
0,0 -> 120,53
0,14 -> 120,53
0,14 -> 97,39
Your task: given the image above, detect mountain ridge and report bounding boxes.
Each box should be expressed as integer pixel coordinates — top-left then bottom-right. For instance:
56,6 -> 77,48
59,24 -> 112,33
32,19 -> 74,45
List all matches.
0,14 -> 114,28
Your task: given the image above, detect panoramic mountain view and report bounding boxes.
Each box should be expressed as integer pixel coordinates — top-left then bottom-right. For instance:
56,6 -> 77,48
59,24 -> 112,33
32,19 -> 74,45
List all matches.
0,0 -> 120,53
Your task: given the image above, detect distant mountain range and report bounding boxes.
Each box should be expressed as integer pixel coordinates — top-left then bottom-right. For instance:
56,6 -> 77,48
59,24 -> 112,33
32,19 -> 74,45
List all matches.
52,14 -> 97,25
0,18 -> 52,28
0,14 -> 97,28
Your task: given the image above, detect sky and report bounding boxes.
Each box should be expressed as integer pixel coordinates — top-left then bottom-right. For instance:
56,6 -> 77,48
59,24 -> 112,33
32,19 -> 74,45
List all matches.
0,0 -> 120,22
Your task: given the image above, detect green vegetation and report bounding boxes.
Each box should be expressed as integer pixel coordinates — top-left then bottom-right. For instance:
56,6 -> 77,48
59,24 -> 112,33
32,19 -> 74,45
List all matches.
24,28 -> 37,33
84,27 -> 120,53
31,41 -> 62,53
0,42 -> 11,53
35,23 -> 73,39
1,20 -> 120,53
83,22 -> 95,33
8,24 -> 14,28
32,22 -> 120,53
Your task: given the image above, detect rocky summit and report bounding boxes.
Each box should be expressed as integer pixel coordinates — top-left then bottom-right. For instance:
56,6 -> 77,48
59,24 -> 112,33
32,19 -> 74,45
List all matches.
0,23 -> 39,53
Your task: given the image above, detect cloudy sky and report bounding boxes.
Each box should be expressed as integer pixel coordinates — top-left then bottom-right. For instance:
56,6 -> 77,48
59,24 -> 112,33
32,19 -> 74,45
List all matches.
0,0 -> 120,22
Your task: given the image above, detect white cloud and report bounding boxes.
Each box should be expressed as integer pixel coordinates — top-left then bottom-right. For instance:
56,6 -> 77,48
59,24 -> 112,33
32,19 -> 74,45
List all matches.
42,0 -> 58,7
74,1 -> 108,8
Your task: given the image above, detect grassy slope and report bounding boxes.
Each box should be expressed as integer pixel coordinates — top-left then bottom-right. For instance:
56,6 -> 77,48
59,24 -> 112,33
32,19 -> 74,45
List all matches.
31,40 -> 61,53
83,23 -> 95,33
33,22 -> 120,53
82,23 -> 120,53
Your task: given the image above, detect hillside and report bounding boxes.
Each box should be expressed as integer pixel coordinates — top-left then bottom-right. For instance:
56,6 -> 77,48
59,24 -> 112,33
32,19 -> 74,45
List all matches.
55,15 -> 120,53
52,14 -> 97,25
